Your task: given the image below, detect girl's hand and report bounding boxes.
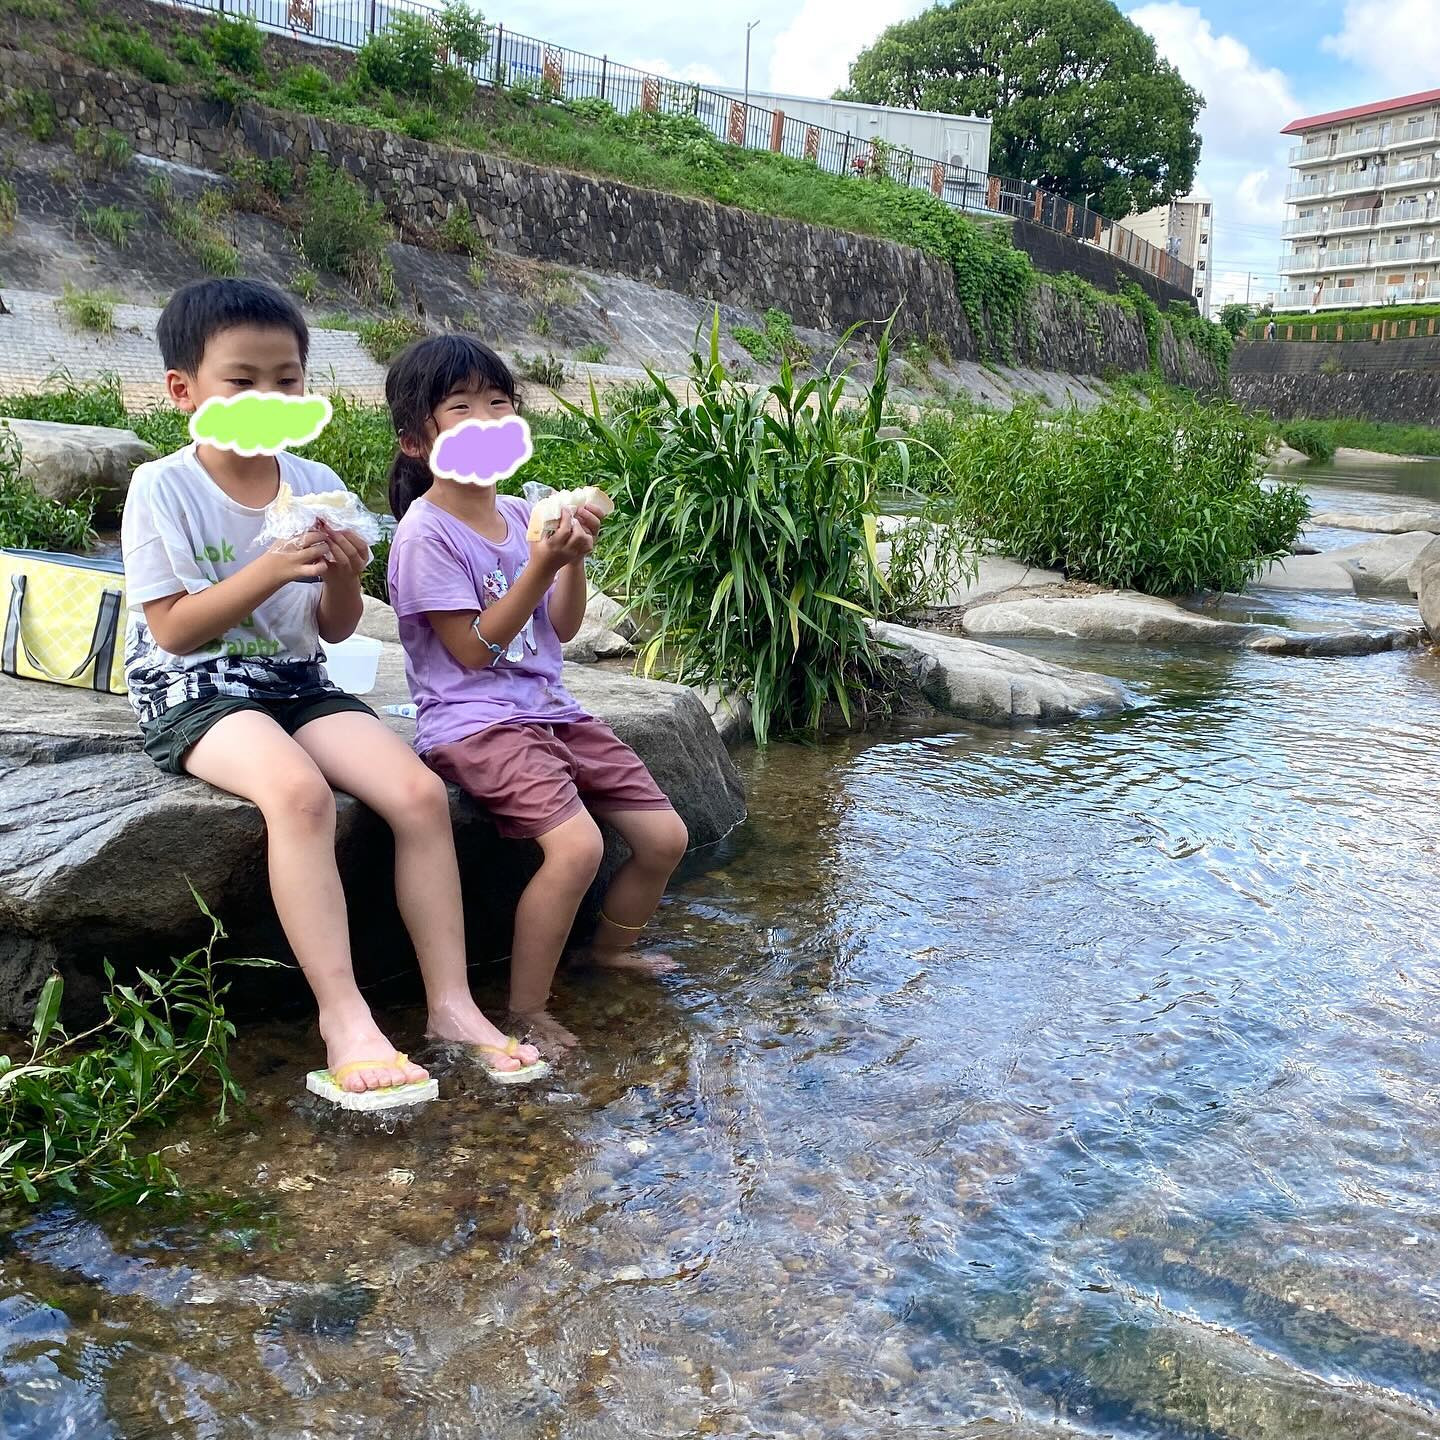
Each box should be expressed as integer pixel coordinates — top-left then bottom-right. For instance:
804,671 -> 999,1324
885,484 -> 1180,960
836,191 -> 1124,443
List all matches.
532,509 -> 596,573
318,524 -> 370,582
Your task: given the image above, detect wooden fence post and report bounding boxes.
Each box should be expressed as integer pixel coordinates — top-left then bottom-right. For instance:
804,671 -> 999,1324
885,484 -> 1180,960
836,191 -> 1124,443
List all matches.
728,100 -> 746,146
988,176 -> 1001,210
804,126 -> 820,162
931,161 -> 945,196
769,109 -> 784,153
642,77 -> 660,112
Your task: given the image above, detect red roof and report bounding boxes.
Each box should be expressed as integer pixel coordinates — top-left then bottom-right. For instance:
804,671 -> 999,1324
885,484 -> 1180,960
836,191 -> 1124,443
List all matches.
1283,88 -> 1440,135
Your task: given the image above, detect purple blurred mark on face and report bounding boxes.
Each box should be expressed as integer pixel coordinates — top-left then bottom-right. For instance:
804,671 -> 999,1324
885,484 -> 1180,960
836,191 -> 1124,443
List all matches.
429,416 -> 533,486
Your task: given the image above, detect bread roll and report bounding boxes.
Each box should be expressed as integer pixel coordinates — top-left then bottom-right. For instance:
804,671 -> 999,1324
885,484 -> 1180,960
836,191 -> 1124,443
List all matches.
526,486 -> 614,542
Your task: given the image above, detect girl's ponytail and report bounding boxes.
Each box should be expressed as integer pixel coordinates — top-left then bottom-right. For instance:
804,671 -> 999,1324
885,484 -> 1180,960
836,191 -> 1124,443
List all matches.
383,332 -> 520,521
388,450 -> 432,521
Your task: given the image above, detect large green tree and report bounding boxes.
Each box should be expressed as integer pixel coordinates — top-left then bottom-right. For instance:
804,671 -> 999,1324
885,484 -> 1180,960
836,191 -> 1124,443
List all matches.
837,0 -> 1202,220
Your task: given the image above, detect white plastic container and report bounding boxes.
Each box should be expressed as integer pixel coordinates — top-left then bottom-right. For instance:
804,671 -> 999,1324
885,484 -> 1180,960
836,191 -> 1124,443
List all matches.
321,634 -> 383,696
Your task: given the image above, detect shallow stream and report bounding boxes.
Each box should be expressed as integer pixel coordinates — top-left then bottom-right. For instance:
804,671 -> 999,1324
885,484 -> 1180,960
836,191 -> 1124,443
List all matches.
3,456 -> 1440,1439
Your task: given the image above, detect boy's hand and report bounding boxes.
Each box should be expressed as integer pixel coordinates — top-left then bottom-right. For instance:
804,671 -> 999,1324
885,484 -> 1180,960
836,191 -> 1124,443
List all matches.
531,508 -> 597,574
318,525 -> 370,583
259,528 -> 333,585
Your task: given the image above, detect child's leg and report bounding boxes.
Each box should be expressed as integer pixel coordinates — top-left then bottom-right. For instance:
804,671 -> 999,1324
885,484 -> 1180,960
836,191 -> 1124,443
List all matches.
182,710 -> 426,1093
292,711 -> 540,1072
588,807 -> 690,970
508,810 -> 606,1051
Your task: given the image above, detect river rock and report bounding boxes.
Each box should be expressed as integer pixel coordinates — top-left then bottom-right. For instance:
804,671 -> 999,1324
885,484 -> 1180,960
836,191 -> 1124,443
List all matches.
1410,536 -> 1440,638
1324,532 -> 1437,593
872,622 -> 1130,724
1247,626 -> 1426,657
0,649 -> 746,1027
961,591 -> 1261,646
873,519 -> 1062,607
1,417 -> 154,515
1311,509 -> 1440,535
1251,554 -> 1356,592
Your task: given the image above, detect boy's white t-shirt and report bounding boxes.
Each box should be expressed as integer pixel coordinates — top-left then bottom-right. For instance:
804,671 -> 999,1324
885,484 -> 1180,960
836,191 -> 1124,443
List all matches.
121,444 -> 358,725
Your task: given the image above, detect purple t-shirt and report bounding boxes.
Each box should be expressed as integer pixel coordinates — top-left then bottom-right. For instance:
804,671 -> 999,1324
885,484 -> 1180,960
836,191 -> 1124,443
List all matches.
387,495 -> 586,753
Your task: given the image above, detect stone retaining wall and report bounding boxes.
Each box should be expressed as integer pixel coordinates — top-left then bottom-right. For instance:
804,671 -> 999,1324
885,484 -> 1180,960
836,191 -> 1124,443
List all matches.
1231,337 -> 1440,424
0,45 -> 1220,391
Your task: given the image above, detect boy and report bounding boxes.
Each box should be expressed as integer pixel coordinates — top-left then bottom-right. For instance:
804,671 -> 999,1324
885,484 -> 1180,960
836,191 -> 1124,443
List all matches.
122,279 -> 541,1098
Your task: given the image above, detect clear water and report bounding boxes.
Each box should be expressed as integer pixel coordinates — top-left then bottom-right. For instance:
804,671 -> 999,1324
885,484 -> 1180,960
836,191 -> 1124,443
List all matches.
4,458 -> 1440,1439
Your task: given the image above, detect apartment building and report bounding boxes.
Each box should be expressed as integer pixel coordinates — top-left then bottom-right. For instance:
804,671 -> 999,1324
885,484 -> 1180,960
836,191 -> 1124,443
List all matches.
1128,193 -> 1213,311
1279,89 -> 1440,311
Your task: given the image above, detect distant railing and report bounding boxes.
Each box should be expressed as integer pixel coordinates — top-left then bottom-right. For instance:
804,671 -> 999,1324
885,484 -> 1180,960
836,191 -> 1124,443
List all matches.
157,0 -> 1196,297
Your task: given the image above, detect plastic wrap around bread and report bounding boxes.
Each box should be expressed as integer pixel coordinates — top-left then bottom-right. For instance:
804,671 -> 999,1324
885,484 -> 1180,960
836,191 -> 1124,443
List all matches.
257,481 -> 383,547
524,484 -> 615,542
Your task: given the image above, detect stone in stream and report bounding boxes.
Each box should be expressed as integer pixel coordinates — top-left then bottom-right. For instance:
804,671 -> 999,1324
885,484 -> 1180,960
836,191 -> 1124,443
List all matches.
1,417 -> 154,515
1251,553 -> 1356,592
1410,535 -> 1440,639
0,646 -> 746,1027
1311,509 -> 1440,535
1324,531 -> 1437,593
960,591 -> 1263,647
872,622 -> 1131,724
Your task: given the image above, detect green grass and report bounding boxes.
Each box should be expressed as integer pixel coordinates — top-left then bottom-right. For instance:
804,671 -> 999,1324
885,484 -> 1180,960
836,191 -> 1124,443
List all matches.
357,314 -> 425,363
0,899 -> 272,1209
1275,417 -> 1440,459
56,284 -> 119,334
1277,420 -> 1336,463
577,342 -> 610,364
291,266 -> 319,302
80,203 -> 139,249
0,422 -> 97,550
518,352 -> 568,387
0,177 -> 15,235
1250,303 -> 1440,341
297,162 -> 391,294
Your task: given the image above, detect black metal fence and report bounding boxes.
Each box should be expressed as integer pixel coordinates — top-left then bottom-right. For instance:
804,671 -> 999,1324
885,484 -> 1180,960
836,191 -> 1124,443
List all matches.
159,0 -> 1197,297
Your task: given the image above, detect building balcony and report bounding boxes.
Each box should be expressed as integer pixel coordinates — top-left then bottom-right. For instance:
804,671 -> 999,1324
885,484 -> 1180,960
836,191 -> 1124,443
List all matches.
1282,199 -> 1440,237
1280,238 -> 1440,273
1288,116 -> 1440,167
1286,155 -> 1440,201
1274,279 -> 1434,311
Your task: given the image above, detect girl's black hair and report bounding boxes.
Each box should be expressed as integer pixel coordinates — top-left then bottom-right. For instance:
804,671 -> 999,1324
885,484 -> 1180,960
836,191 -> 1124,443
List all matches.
385,334 -> 520,520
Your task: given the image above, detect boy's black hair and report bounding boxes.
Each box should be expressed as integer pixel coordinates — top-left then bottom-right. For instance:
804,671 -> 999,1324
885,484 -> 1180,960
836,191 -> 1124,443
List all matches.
385,334 -> 520,520
156,278 -> 310,375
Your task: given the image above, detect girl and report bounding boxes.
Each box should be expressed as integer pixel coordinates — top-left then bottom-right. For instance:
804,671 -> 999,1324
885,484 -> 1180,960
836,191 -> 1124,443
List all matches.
384,336 -> 689,1053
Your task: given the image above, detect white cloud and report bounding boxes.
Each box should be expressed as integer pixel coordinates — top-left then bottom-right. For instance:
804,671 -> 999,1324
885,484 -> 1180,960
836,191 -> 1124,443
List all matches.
1322,0 -> 1440,88
1127,3 -> 1302,291
1128,2 -> 1299,150
767,0 -> 925,99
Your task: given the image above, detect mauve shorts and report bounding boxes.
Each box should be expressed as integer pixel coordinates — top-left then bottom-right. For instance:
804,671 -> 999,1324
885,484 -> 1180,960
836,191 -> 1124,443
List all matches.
426,716 -> 674,839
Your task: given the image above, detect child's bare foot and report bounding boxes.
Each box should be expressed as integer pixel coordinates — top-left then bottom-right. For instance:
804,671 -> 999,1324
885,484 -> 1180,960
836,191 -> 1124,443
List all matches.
321,1013 -> 429,1093
587,948 -> 680,976
510,1009 -> 581,1057
425,997 -> 542,1073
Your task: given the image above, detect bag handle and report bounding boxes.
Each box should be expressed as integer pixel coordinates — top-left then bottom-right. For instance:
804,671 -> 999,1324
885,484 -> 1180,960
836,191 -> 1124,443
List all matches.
3,573 -> 123,687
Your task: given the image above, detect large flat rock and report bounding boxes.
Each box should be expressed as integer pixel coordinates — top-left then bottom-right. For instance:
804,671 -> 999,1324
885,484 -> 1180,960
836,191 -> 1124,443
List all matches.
1,416 -> 153,515
1311,509 -> 1440,535
1251,554 -> 1356,592
1411,535 -> 1440,639
1324,532 -> 1437,593
873,621 -> 1130,725
961,591 -> 1262,646
0,647 -> 746,1026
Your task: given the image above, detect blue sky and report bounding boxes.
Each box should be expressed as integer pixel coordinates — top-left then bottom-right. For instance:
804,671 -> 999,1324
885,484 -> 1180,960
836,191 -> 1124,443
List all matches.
505,0 -> 1440,309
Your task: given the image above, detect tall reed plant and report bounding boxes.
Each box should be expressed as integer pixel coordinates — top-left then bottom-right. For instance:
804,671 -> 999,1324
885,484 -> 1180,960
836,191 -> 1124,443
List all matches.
562,315 -> 908,743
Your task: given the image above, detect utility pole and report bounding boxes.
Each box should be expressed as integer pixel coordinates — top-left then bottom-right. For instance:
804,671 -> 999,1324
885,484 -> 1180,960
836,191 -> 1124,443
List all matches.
744,19 -> 761,125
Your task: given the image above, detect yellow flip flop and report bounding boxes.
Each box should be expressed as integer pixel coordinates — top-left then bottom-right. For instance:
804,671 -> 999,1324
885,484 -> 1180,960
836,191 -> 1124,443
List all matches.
305,1052 -> 439,1111
475,1036 -> 551,1086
